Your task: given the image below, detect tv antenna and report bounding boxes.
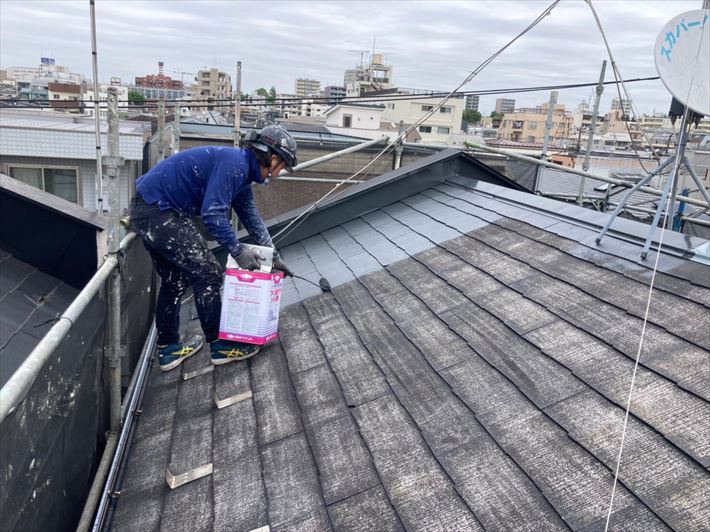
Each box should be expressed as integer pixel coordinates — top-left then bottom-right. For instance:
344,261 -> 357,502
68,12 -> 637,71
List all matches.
596,8 -> 710,259
347,50 -> 369,68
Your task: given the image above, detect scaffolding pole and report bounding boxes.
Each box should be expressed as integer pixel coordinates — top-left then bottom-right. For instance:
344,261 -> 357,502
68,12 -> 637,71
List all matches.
463,141 -> 709,210
0,234 -> 135,424
89,0 -> 103,211
173,102 -> 181,153
280,136 -> 389,176
541,90 -> 558,157
579,60 -> 607,204
234,61 -> 242,148
157,97 -> 166,162
104,87 -> 125,433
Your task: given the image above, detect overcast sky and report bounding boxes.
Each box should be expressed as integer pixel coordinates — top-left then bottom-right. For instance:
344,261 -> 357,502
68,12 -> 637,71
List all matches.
0,0 -> 704,114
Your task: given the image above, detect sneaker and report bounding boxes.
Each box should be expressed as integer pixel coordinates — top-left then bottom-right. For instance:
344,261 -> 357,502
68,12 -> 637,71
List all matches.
210,339 -> 261,365
156,335 -> 204,372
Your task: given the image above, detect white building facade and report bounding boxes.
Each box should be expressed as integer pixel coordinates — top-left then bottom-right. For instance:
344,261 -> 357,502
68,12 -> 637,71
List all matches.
83,85 -> 130,119
294,78 -> 321,97
0,109 -> 149,210
379,95 -> 464,143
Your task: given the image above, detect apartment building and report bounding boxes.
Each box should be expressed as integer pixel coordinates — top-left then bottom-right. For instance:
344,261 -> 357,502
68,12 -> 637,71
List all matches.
611,97 -> 632,117
465,94 -> 479,111
294,78 -> 321,97
497,101 -> 573,145
195,68 -> 233,109
495,98 -> 516,114
48,82 -> 82,112
379,92 -> 464,143
321,85 -> 346,102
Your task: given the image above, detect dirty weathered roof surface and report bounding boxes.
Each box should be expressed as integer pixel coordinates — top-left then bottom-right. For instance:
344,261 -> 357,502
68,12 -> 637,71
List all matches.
0,249 -> 78,387
110,162 -> 710,531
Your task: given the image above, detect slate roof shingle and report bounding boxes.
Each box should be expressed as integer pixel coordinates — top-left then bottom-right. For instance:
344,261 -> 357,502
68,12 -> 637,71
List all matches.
0,250 -> 78,387
110,154 -> 710,531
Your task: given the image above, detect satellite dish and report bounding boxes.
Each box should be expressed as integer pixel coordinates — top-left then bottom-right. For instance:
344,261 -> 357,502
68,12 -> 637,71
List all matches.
654,9 -> 709,116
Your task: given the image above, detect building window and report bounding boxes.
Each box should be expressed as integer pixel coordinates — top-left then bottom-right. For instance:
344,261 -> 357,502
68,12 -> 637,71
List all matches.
9,166 -> 79,203
440,106 -> 452,114
528,121 -> 538,129
343,114 -> 352,128
421,105 -> 433,111
419,125 -> 432,133
527,136 -> 536,143
53,94 -> 60,100
437,126 -> 450,135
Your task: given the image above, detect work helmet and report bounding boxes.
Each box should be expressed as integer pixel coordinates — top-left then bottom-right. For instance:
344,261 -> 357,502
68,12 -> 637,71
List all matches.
244,125 -> 298,171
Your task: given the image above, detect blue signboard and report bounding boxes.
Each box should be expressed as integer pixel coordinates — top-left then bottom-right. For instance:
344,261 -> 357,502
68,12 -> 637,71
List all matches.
41,57 -> 55,65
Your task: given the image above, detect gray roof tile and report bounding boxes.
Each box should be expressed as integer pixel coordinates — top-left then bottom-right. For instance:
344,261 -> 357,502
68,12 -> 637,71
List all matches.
112,163 -> 709,531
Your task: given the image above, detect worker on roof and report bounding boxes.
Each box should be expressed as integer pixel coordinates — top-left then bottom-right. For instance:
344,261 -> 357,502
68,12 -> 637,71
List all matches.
130,124 -> 296,371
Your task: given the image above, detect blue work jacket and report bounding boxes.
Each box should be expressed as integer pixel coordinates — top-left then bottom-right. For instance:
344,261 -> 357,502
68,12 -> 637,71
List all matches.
136,147 -> 272,255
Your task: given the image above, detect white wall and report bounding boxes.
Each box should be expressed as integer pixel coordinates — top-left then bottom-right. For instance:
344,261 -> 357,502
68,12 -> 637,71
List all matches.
83,85 -> 129,119
325,106 -> 383,130
380,96 -> 464,143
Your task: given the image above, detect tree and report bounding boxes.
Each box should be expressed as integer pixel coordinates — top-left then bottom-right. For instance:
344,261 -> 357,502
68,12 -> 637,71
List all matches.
127,90 -> 145,105
255,86 -> 278,104
463,109 -> 482,124
489,110 -> 501,119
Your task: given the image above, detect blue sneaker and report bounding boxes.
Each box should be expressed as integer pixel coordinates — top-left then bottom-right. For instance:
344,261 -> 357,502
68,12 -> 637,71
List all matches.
156,335 -> 204,372
210,339 -> 261,365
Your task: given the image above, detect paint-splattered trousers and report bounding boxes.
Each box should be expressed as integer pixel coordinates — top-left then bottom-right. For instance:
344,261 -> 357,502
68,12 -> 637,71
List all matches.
130,194 -> 223,345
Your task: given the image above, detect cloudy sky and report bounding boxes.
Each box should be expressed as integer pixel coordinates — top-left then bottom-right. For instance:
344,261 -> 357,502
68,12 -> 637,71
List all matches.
0,0 -> 703,114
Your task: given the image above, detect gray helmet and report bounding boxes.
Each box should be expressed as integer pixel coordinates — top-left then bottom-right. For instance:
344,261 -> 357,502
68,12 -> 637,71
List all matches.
244,125 -> 298,171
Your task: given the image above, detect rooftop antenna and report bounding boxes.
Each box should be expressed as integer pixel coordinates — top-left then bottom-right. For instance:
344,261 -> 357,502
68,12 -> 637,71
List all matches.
347,50 -> 369,67
596,7 -> 710,259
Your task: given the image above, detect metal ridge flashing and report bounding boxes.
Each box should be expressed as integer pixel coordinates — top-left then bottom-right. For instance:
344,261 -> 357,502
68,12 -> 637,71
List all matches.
453,177 -> 710,260
246,149 -> 477,247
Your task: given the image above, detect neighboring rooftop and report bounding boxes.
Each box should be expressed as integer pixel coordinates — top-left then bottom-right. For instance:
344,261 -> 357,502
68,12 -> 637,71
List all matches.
109,151 -> 709,531
0,249 -> 77,387
0,109 -> 149,160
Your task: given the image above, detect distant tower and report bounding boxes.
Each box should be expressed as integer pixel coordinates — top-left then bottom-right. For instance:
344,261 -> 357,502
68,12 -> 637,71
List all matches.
158,61 -> 164,76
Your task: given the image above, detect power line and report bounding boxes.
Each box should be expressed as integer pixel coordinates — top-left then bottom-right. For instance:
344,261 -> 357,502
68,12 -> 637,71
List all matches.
585,0 -> 659,172
271,0 -> 562,245
1,76 -> 660,111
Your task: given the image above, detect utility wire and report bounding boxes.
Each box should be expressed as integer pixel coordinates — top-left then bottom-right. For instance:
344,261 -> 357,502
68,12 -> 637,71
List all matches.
601,10 -> 706,531
585,0 -> 660,172
2,76 -> 660,110
271,0 -> 562,245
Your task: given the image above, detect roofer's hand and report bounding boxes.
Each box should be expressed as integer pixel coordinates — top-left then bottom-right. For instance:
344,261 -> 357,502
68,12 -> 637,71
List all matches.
272,257 -> 294,278
232,246 -> 265,271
